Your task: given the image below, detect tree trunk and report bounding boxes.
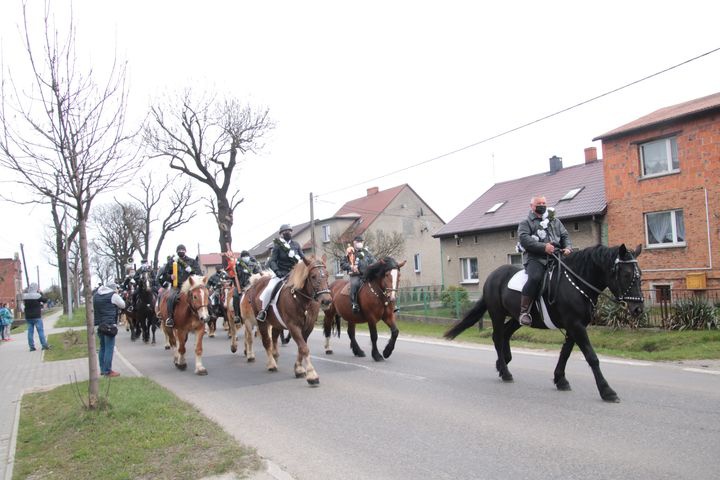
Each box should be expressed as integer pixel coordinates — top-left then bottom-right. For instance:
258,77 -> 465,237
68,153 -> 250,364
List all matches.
217,196 -> 233,253
79,216 -> 100,409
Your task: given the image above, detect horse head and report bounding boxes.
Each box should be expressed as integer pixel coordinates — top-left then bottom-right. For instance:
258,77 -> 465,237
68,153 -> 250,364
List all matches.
296,255 -> 332,310
365,257 -> 406,303
608,244 -> 644,317
184,275 -> 211,322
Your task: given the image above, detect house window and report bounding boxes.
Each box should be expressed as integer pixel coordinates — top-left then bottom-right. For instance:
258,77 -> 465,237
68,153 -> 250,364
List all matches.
640,137 -> 679,177
573,222 -> 580,232
645,209 -> 685,247
486,201 -> 506,213
510,230 -> 516,239
460,257 -> 478,283
654,284 -> 671,303
334,259 -> 345,278
413,253 -> 421,273
321,225 -> 330,243
508,253 -> 522,265
455,236 -> 462,246
473,235 -> 479,244
560,187 -> 583,201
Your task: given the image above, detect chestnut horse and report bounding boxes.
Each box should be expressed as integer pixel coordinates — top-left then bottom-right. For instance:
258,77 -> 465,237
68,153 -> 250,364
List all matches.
323,257 -> 406,361
239,255 -> 332,385
156,275 -> 211,375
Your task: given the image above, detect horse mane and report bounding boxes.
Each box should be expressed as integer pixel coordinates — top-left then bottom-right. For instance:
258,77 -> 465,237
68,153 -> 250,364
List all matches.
562,245 -> 620,278
287,256 -> 317,290
248,270 -> 272,287
363,257 -> 398,282
181,275 -> 206,293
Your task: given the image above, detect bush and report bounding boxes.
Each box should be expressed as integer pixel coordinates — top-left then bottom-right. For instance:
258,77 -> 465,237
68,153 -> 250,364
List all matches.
668,297 -> 718,331
593,290 -> 647,330
441,285 -> 470,309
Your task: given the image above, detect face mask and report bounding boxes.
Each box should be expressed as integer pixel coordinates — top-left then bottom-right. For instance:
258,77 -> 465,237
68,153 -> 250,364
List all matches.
354,242 -> 363,250
282,232 -> 292,241
534,205 -> 547,215
177,251 -> 186,258
241,256 -> 250,262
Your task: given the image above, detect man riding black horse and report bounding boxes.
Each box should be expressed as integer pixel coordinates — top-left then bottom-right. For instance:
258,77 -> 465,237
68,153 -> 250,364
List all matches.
159,244 -> 201,328
341,235 -> 376,313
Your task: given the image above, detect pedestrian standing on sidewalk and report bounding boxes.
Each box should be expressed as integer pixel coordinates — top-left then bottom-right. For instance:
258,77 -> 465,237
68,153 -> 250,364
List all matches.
0,303 -> 12,341
23,283 -> 50,351
93,282 -> 125,377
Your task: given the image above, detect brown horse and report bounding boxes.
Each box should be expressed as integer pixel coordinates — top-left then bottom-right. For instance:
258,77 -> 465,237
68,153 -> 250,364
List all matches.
239,255 -> 332,385
156,275 -> 211,375
323,257 -> 406,361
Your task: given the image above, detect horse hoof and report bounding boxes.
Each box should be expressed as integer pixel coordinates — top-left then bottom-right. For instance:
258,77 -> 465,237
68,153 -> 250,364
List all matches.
382,349 -> 393,359
164,346 -> 171,350
307,378 -> 320,386
602,394 -> 620,403
196,369 -> 208,376
555,379 -> 572,391
325,349 -> 333,355
268,367 -> 278,372
247,357 -> 255,363
295,371 -> 307,378
175,363 -> 187,371
353,350 -> 366,358
209,333 -> 215,338
500,372 -> 514,382
372,353 -> 384,362
231,345 -> 237,353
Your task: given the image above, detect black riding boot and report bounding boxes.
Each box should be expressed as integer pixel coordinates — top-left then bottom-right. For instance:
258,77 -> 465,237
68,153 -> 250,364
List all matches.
519,295 -> 533,326
350,277 -> 360,313
166,295 -> 175,328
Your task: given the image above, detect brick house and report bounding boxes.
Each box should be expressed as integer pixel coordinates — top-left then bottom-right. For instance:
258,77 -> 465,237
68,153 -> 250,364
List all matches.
594,91 -> 720,297
249,184 -> 445,287
433,152 -> 606,293
0,255 -> 24,318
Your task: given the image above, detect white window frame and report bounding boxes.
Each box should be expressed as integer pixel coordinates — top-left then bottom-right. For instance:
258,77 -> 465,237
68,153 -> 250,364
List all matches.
486,201 -> 505,213
560,187 -> 583,201
413,253 -> 421,273
333,259 -> 345,278
459,257 -> 479,284
455,236 -> 462,246
644,209 -> 685,248
321,224 -> 330,243
508,253 -> 522,265
640,137 -> 679,178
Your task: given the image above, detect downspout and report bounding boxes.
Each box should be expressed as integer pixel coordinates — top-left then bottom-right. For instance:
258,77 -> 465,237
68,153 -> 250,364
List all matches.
439,237 -> 445,290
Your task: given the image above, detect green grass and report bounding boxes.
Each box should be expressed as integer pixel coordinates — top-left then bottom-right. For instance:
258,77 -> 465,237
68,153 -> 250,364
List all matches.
43,330 -> 89,362
334,318 -> 720,362
55,307 -> 88,328
14,377 -> 262,480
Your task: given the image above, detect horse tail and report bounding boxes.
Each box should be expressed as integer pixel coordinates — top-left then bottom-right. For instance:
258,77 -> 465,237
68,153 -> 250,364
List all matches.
443,297 -> 487,340
333,314 -> 341,338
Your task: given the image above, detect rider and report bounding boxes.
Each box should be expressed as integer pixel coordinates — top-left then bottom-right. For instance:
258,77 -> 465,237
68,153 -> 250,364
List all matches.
237,250 -> 262,290
517,195 -> 572,327
130,259 -> 151,309
207,265 -> 229,290
160,244 -> 202,328
256,224 -> 305,321
341,235 -> 376,313
121,263 -> 136,311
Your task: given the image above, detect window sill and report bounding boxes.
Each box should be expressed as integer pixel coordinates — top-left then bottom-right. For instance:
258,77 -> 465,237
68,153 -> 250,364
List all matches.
639,170 -> 680,181
645,243 -> 686,250
414,270 -> 421,274
460,280 -> 479,285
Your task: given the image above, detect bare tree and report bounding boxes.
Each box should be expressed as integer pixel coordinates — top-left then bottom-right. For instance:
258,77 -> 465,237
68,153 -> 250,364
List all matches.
324,229 -> 405,264
91,202 -> 140,278
144,90 -> 273,254
0,2 -> 139,408
43,200 -> 78,314
90,252 -> 114,286
126,175 -> 198,269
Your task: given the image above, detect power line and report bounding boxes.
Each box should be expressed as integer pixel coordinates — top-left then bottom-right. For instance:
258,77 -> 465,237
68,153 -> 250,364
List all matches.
317,46 -> 720,198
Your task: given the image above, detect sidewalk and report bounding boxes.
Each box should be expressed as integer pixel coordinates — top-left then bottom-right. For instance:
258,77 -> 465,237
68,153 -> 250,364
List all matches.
0,311 -> 280,480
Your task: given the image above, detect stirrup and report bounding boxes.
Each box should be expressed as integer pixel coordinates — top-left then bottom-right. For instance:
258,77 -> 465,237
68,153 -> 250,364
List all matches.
518,312 -> 532,326
256,310 -> 266,322
165,317 -> 174,328
352,303 -> 360,313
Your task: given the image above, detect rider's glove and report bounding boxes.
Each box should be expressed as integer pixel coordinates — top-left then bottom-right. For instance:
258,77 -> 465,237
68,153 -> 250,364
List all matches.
185,266 -> 192,273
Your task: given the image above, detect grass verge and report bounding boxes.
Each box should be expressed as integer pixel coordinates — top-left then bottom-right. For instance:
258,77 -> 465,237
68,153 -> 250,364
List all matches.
55,307 -> 88,328
14,377 -> 262,480
44,330 -> 89,362
335,318 -> 720,361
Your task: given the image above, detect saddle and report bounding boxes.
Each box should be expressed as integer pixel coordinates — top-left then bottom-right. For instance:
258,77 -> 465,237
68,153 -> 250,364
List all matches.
507,263 -> 560,330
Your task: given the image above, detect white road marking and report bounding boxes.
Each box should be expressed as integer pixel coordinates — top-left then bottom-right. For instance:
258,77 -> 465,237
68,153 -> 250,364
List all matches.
683,367 -> 720,376
311,355 -> 427,381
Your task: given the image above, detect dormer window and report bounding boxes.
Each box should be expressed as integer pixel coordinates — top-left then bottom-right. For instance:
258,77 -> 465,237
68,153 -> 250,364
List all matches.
560,187 -> 583,201
486,201 -> 506,213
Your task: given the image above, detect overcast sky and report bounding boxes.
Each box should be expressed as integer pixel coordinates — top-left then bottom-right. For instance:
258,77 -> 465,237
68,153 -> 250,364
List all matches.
1,0 -> 719,288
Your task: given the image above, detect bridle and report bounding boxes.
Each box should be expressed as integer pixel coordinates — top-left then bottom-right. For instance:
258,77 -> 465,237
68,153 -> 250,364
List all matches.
367,267 -> 399,306
553,252 -> 642,309
185,286 -> 209,315
290,261 -> 331,302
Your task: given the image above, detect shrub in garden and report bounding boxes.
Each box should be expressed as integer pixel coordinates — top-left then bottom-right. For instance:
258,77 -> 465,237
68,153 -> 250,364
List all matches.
668,296 -> 718,330
593,291 -> 647,330
440,285 -> 470,309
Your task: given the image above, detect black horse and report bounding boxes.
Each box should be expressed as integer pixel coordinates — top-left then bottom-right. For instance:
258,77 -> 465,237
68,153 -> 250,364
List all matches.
132,269 -> 158,344
444,244 -> 643,402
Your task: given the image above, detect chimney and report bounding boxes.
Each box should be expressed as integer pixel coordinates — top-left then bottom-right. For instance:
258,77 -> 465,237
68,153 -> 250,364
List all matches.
548,155 -> 563,173
366,187 -> 379,196
584,147 -> 598,164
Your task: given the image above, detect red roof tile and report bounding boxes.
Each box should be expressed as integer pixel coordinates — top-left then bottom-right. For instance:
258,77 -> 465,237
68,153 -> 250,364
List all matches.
334,185 -> 407,236
594,91 -> 720,140
434,160 -> 606,237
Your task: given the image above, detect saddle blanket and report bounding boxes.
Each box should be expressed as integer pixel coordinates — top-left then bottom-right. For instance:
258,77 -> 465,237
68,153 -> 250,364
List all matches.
507,270 -> 558,330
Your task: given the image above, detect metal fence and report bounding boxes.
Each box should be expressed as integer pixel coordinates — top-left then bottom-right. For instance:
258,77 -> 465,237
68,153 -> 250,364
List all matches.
396,285 -> 720,328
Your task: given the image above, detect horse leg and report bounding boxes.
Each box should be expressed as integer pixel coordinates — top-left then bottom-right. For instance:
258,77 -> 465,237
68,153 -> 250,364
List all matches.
257,322 -> 277,372
381,316 -> 399,359
553,335 -> 575,391
322,308 -> 336,355
288,324 -> 319,386
193,324 -> 208,375
347,322 -> 365,357
492,316 -> 513,382
208,316 -> 216,338
174,329 -> 188,370
271,327 -> 281,359
142,315 -> 150,343
368,320 -> 384,362
227,314 -> 238,354
244,319 -> 255,362
571,325 -> 619,402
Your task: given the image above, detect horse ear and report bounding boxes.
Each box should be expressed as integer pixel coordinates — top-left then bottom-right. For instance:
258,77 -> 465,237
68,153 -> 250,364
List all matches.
619,244 -> 627,257
634,244 -> 642,258
397,260 -> 407,268
188,276 -> 195,286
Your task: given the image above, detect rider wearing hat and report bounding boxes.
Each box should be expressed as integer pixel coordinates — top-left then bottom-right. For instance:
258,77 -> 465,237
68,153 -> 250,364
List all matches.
341,235 -> 376,313
256,224 -> 305,321
160,244 -> 201,327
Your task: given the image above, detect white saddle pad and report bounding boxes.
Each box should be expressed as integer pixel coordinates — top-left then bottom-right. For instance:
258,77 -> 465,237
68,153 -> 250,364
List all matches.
507,269 -> 557,330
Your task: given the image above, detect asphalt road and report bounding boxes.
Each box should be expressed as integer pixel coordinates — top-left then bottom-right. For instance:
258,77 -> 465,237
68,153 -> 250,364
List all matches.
115,325 -> 720,480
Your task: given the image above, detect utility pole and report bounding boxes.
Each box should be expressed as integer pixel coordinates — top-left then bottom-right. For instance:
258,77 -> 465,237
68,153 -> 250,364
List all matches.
19,243 -> 30,288
309,192 -> 316,257
36,265 -> 40,289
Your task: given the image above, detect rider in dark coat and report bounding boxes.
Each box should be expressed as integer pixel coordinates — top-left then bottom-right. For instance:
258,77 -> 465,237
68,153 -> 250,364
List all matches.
160,244 -> 201,327
256,224 -> 305,321
236,250 -> 262,289
341,235 -> 376,313
517,196 -> 572,326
